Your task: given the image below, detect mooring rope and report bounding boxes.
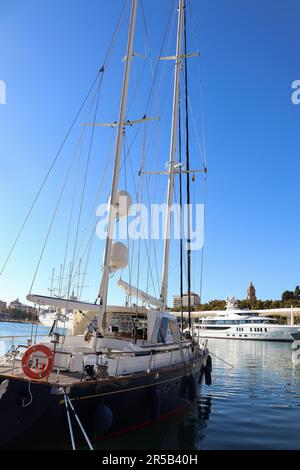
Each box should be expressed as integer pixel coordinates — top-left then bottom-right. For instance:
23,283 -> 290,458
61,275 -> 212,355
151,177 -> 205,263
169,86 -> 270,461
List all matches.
209,351 -> 234,369
65,393 -> 94,450
64,392 -> 76,450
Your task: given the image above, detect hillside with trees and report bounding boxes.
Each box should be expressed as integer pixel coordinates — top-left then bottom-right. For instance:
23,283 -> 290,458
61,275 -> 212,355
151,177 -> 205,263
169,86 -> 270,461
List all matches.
171,285 -> 300,312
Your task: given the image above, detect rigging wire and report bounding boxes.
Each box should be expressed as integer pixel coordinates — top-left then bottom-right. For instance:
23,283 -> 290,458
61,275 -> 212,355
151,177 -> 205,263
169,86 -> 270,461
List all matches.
60,137 -> 84,296
0,0 -> 129,279
123,135 -> 132,307
29,76 -> 103,295
183,4 -> 192,330
28,136 -> 83,294
117,1 -> 178,301
143,0 -> 177,114
118,0 -> 177,177
65,130 -> 115,297
199,174 -> 207,303
61,78 -> 103,297
29,0 -> 130,298
65,0 -> 131,299
124,133 -> 158,302
135,0 -> 164,299
178,99 -> 184,332
66,75 -> 102,300
0,73 -> 100,277
131,53 -> 148,308
187,0 -> 208,303
124,133 -> 159,301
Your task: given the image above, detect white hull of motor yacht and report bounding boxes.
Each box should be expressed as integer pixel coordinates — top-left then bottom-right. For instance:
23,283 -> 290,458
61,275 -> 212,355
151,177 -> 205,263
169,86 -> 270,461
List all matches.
39,313 -> 73,331
190,324 -> 300,342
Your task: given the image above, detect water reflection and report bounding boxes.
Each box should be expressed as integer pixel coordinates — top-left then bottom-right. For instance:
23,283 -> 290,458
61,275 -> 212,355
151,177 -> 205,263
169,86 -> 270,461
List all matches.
200,339 -> 300,449
94,396 -> 212,451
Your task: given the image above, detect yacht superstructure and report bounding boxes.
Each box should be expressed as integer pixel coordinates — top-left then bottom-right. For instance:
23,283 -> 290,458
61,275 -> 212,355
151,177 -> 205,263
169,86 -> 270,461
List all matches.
185,297 -> 300,342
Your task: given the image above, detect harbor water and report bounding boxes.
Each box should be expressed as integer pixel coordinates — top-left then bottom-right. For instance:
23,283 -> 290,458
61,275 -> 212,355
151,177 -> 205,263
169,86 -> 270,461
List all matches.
1,322 -> 300,450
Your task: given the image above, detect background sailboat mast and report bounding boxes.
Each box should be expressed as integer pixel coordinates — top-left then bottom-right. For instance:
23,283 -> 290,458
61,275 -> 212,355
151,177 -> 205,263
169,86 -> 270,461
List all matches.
160,0 -> 185,311
98,0 -> 138,331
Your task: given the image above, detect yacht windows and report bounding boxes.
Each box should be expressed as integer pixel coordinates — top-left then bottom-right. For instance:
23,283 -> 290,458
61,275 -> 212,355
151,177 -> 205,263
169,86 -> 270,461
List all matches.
203,326 -> 231,330
200,317 -> 276,326
202,320 -> 246,326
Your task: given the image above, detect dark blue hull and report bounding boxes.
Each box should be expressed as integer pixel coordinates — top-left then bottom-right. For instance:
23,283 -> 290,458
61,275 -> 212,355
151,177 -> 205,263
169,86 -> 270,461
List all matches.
0,359 -> 206,449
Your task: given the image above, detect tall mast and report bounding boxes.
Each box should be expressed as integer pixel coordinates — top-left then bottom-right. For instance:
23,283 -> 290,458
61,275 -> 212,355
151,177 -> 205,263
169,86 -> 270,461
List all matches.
160,0 -> 185,311
183,5 -> 192,329
97,0 -> 138,333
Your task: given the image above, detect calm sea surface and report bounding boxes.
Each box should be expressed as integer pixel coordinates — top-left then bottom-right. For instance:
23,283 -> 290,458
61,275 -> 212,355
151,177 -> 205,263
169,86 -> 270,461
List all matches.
1,322 -> 300,450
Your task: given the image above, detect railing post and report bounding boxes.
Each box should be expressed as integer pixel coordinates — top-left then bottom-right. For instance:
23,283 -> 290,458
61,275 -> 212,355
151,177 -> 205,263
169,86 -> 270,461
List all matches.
148,351 -> 153,372
170,350 -> 173,365
115,352 -> 121,375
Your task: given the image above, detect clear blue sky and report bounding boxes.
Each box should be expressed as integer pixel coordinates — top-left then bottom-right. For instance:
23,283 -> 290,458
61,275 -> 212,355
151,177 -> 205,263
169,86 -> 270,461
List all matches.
0,0 -> 300,306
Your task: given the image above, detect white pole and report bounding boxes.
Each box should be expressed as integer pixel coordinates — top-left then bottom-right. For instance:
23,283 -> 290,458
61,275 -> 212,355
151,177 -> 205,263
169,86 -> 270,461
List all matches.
291,305 -> 294,326
160,0 -> 185,311
97,0 -> 138,334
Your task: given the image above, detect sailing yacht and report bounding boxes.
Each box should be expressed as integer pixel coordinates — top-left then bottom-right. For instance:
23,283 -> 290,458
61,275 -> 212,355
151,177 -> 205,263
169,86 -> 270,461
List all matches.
38,307 -> 73,330
0,0 -> 210,449
38,267 -> 83,330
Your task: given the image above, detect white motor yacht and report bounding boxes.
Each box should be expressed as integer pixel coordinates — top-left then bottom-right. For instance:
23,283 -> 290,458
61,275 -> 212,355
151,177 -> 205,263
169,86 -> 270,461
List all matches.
185,297 -> 300,342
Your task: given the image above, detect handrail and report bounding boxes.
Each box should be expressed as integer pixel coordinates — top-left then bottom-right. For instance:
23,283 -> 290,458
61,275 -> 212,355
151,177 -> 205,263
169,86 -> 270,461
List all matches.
0,335 -> 48,339
148,351 -> 153,371
115,352 -> 121,375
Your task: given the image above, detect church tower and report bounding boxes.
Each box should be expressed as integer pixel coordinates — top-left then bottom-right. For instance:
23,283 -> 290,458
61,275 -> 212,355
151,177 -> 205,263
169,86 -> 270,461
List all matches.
247,282 -> 257,302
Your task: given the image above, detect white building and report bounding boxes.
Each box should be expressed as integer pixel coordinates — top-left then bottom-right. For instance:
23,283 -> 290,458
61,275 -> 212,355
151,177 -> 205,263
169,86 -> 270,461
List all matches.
173,292 -> 200,308
8,298 -> 35,314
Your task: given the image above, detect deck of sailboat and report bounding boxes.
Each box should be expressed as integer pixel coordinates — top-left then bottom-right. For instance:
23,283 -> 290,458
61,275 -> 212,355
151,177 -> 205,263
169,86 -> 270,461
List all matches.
0,354 -> 195,388
0,364 -> 84,386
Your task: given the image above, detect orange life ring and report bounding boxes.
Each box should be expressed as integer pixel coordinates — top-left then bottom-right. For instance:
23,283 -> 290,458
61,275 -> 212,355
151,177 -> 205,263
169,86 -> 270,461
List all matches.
21,344 -> 54,380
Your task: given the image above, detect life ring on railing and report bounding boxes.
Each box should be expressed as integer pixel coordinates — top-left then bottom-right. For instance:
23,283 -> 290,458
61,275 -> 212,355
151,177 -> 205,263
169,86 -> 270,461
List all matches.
21,344 -> 54,380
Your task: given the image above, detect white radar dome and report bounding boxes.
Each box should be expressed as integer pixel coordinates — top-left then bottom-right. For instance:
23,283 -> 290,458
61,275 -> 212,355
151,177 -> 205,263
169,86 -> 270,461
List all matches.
109,242 -> 128,272
108,190 -> 132,219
